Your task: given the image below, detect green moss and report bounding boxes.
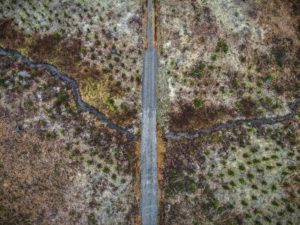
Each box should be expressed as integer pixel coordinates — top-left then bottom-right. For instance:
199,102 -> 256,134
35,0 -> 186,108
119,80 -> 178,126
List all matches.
193,98 -> 205,109
104,95 -> 117,112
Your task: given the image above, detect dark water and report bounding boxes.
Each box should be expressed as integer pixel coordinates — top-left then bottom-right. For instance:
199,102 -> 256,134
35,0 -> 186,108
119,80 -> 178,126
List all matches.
0,47 -> 134,141
167,98 -> 300,139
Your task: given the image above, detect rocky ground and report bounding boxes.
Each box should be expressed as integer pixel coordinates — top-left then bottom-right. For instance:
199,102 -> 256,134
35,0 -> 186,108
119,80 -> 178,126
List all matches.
159,0 -> 300,224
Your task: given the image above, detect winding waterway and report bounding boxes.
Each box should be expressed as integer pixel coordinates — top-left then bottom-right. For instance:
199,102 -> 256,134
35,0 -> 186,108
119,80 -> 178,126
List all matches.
166,98 -> 300,139
0,47 -> 134,140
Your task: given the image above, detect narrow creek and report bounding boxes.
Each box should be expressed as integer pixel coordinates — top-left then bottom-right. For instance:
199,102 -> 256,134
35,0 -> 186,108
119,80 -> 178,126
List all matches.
0,47 -> 135,141
1,47 -> 299,142
166,97 -> 300,139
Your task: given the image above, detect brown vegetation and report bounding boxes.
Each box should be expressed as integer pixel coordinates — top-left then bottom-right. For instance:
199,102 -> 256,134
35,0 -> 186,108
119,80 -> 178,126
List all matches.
0,120 -> 77,225
169,102 -> 235,131
0,19 -> 28,49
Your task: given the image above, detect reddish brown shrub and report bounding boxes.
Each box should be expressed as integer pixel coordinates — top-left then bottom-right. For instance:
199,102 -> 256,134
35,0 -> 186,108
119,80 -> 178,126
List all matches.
169,102 -> 235,131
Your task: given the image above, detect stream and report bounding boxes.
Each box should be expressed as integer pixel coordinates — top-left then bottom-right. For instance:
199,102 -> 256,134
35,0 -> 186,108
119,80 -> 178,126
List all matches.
0,47 -> 135,141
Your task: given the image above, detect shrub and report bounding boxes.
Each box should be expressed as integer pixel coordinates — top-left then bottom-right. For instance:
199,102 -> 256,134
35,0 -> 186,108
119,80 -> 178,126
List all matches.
191,62 -> 206,78
87,213 -> 96,225
239,178 -> 246,185
211,54 -> 217,61
239,164 -> 246,171
227,169 -> 235,176
0,78 -> 7,87
103,166 -> 110,174
193,98 -> 205,109
46,131 -> 57,140
54,93 -> 68,106
87,159 -> 93,165
216,38 -> 229,54
111,174 -> 117,180
272,47 -> 287,67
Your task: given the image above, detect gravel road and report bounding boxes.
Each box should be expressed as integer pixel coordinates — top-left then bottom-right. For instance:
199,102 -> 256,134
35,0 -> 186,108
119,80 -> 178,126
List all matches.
140,0 -> 159,224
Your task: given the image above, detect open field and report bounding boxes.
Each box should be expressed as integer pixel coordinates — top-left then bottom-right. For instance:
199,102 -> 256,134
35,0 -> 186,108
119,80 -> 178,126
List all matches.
0,42 -> 138,225
0,0 -> 145,127
158,1 -> 300,224
0,0 -> 299,224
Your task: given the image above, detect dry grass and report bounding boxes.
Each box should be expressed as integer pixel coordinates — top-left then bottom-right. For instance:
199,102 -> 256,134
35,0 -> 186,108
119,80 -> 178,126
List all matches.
0,119 -> 77,225
133,141 -> 141,225
169,102 -> 235,131
157,127 -> 167,225
157,128 -> 166,191
0,19 -> 28,49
